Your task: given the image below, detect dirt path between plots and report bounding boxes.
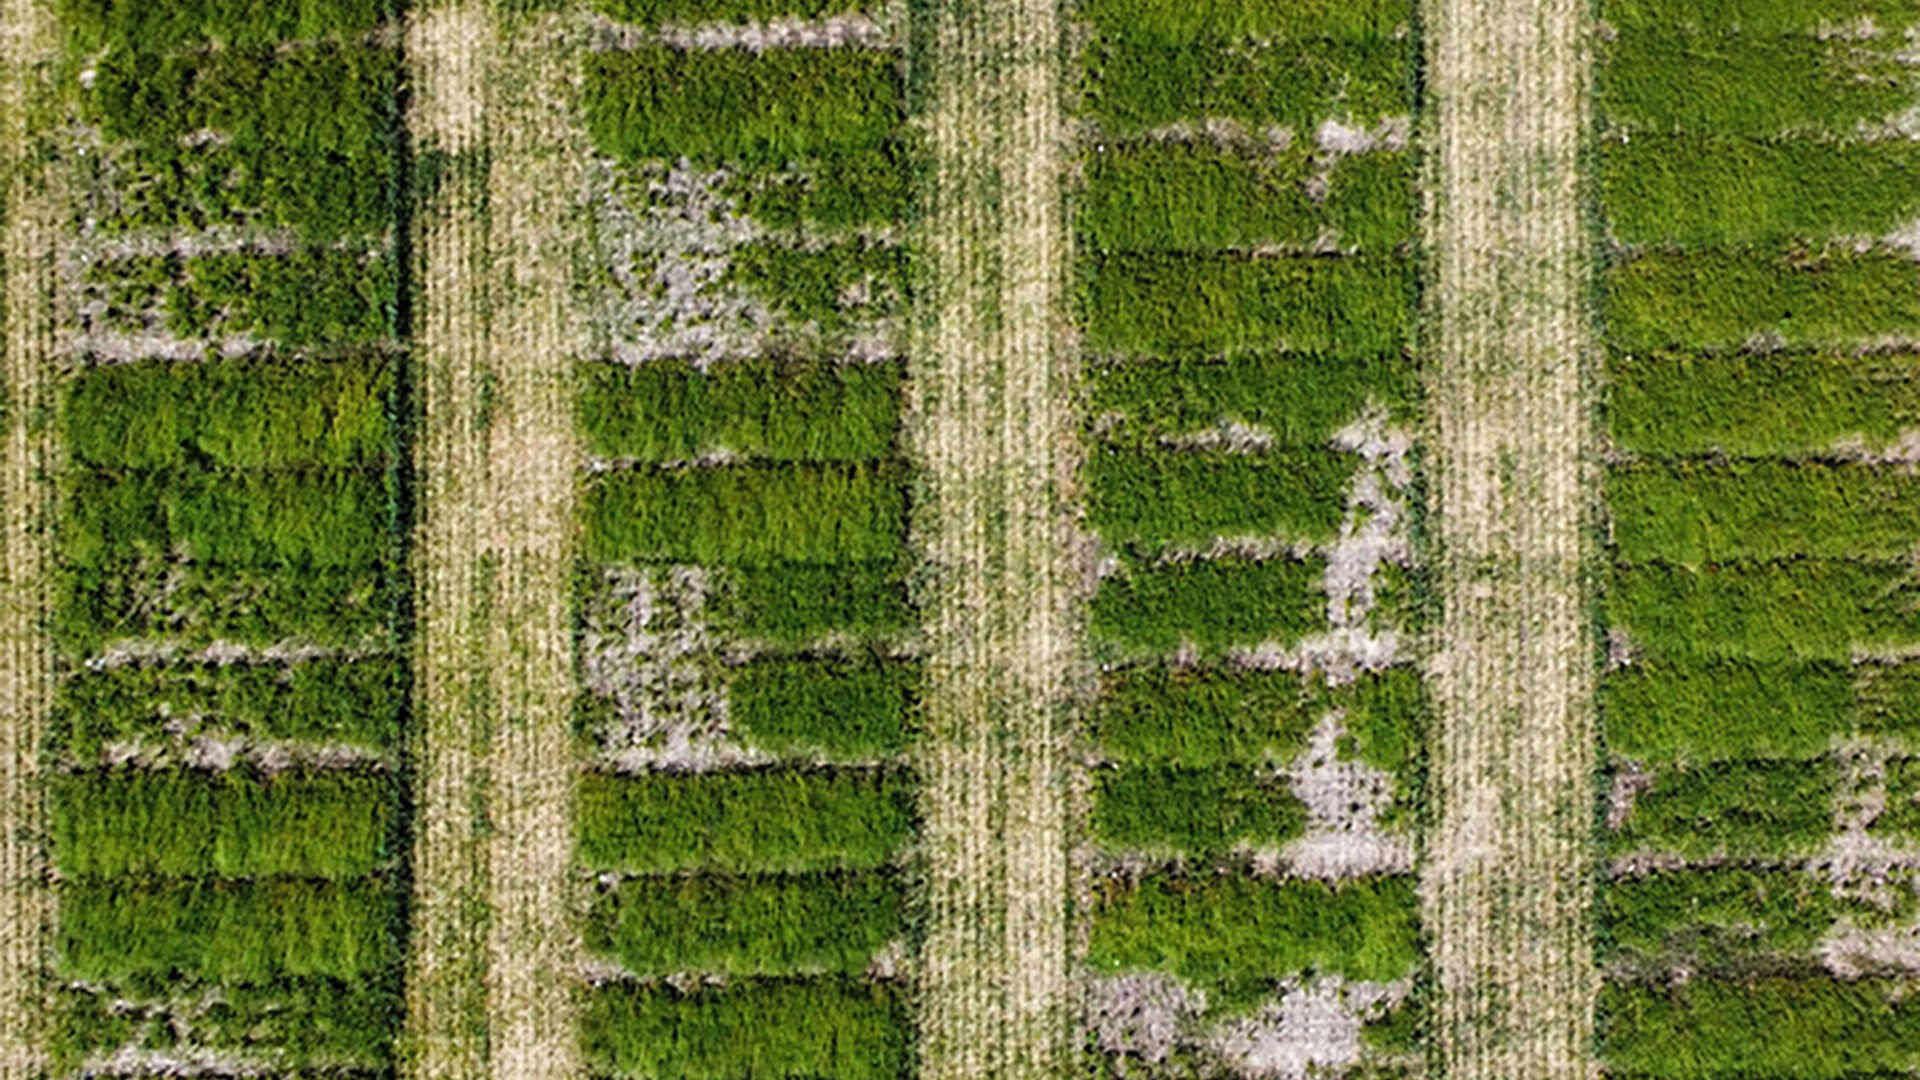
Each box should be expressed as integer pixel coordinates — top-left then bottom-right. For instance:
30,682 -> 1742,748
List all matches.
0,1 -> 57,1076
482,14 -> 588,1080
913,0 -> 1076,1077
405,6 -> 493,1079
1421,0 -> 1598,1077
405,7 -> 585,1080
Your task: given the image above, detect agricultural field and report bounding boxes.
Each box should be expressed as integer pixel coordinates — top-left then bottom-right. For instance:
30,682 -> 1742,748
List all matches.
3,0 -> 1917,1078
1597,0 -> 1920,1077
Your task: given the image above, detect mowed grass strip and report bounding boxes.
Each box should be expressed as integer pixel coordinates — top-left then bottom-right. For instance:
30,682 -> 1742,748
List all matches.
580,358 -> 901,464
576,768 -> 914,874
1091,351 -> 1420,448
1607,249 -> 1920,351
50,769 -> 394,879
584,977 -> 910,1080
586,462 -> 906,566
1609,351 -> 1920,457
1604,136 -> 1920,246
66,354 -> 392,470
1608,559 -> 1920,663
57,877 -> 397,982
586,871 -> 901,976
1609,460 -> 1920,564
1086,252 -> 1413,358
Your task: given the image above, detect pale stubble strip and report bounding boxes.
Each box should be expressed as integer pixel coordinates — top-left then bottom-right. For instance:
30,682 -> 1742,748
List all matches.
915,0 -> 1073,1077
409,6 -> 586,1080
1423,0 -> 1598,1078
405,5 -> 493,1080
0,0 -> 55,1075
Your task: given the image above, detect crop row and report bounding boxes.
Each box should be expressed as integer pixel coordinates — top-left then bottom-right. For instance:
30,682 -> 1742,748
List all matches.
581,358 -> 902,463
1091,350 -> 1420,448
1600,978 -> 1920,1079
1096,666 -> 1422,772
53,658 -> 405,760
1086,253 -> 1413,359
1602,29 -> 1919,139
67,353 -> 393,470
84,251 -> 396,352
1090,874 -> 1421,1006
1610,350 -> 1920,458
51,768 -> 396,879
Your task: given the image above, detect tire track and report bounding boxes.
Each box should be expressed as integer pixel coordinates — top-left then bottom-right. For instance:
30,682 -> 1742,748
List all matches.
482,13 -> 588,1080
0,0 -> 55,1074
1421,0 -> 1599,1076
404,6 -> 492,1079
914,0 -> 1074,1077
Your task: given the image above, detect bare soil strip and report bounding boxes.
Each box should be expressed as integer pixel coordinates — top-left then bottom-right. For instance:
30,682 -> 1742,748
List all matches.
913,0 -> 1075,1077
482,13 -> 587,1080
0,1 -> 57,1075
1422,0 -> 1598,1076
408,6 -> 587,1079
404,6 -> 493,1080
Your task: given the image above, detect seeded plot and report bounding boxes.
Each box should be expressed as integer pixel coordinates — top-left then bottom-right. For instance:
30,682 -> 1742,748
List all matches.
1596,2 -> 1920,1075
1076,2 -> 1427,1077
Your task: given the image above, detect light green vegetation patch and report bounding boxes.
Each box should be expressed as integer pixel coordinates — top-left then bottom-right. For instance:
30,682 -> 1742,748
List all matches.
576,768 -> 915,874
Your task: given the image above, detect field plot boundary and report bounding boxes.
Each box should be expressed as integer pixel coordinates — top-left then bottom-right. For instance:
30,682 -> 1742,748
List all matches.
912,0 -> 1078,1077
0,0 -> 57,1075
1421,0 -> 1600,1076
405,5 -> 587,1079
